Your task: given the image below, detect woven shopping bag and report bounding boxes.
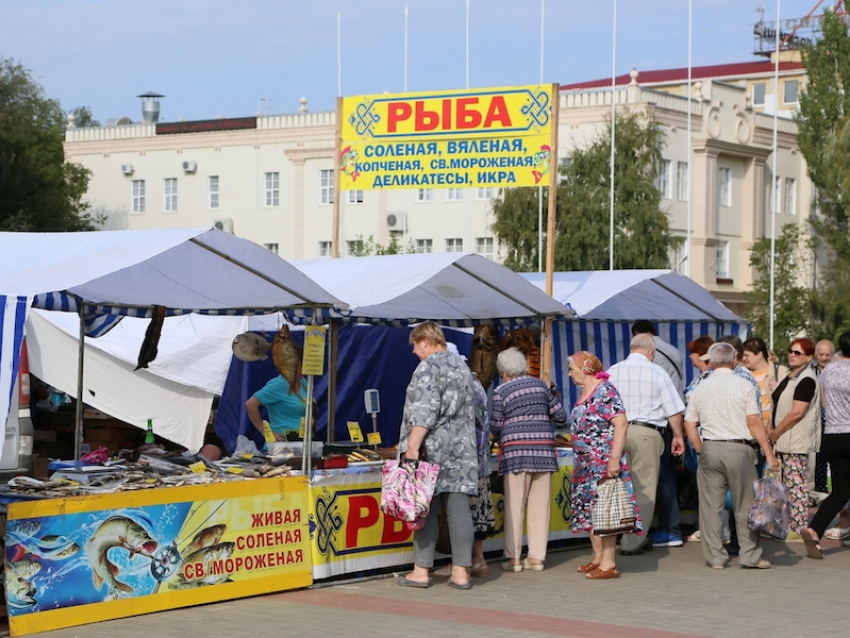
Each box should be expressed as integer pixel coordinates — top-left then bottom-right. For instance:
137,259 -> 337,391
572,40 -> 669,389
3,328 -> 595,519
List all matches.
591,477 -> 638,536
380,459 -> 440,528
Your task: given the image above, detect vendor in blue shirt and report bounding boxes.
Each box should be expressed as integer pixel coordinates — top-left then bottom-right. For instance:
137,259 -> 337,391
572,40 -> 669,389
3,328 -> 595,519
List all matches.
245,374 -> 309,442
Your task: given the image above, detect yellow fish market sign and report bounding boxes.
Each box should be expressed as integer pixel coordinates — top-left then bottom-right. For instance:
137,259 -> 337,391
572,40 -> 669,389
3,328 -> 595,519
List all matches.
339,84 -> 554,191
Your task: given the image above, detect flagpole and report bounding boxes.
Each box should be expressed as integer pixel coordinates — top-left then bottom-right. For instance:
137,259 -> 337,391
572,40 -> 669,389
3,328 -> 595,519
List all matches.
538,0 -> 545,273
402,4 -> 409,254
608,0 -> 617,271
769,0 -> 781,350
686,0 -> 693,278
466,0 -> 472,253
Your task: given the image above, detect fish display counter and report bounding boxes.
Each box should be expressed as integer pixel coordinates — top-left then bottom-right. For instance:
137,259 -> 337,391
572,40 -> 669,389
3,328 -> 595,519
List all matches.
2,476 -> 312,636
308,448 -> 581,580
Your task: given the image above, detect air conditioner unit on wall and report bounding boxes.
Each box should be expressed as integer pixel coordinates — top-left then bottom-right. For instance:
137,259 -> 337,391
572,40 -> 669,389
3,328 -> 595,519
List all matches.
121,163 -> 134,176
213,218 -> 234,233
182,160 -> 197,173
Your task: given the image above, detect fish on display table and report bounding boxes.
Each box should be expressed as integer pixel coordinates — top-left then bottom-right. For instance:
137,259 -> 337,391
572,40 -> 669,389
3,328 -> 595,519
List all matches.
232,333 -> 271,362
469,324 -> 500,390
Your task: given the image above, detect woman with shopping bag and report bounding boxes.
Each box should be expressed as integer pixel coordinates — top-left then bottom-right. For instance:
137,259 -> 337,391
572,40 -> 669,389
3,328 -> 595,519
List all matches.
395,322 -> 478,590
567,351 -> 642,580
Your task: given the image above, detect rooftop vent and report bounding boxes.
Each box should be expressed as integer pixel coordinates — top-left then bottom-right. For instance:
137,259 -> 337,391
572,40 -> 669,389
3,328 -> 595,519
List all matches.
138,91 -> 164,123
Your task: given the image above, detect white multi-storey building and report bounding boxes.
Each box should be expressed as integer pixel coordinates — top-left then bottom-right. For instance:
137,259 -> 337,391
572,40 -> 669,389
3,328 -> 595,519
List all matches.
65,60 -> 810,317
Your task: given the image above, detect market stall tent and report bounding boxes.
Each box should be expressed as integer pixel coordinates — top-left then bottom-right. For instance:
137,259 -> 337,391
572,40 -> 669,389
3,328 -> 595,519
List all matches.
521,270 -> 749,402
216,253 -> 576,452
0,228 -> 347,458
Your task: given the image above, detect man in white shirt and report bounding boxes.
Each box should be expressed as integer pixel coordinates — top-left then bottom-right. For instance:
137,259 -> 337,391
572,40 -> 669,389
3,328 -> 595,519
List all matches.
608,333 -> 686,555
684,342 -> 779,569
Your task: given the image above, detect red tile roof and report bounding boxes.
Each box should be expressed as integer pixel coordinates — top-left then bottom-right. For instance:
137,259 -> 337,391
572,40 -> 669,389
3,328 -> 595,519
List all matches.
560,60 -> 805,91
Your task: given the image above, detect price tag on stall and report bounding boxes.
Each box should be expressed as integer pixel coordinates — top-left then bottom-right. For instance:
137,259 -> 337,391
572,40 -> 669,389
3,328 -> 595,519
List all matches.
367,432 -> 382,446
302,326 -> 327,376
347,421 -> 364,443
262,420 -> 276,444
189,461 -> 207,474
298,417 -> 306,439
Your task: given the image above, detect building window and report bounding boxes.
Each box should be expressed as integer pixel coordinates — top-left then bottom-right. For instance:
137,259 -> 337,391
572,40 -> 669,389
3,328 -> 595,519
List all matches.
655,159 -> 672,199
446,238 -> 463,252
320,169 -> 334,204
131,179 -> 145,213
263,243 -> 279,255
475,237 -> 494,260
415,239 -> 433,253
784,178 -> 796,216
347,190 -> 363,204
752,82 -> 766,106
676,162 -> 689,202
319,241 -> 332,257
718,167 -> 731,207
476,187 -> 496,200
163,178 -> 177,212
346,239 -> 365,256
716,241 -> 730,279
416,189 -> 433,202
209,176 -> 219,209
669,242 -> 686,275
446,188 -> 463,201
784,80 -> 799,105
264,172 -> 279,207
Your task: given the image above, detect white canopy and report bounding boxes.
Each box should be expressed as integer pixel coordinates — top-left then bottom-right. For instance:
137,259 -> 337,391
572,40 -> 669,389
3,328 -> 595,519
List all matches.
0,228 -> 346,454
292,252 -> 575,325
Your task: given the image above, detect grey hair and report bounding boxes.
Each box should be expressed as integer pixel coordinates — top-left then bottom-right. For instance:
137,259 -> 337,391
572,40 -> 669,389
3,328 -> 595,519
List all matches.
497,347 -> 527,378
630,333 -> 654,353
708,342 -> 736,367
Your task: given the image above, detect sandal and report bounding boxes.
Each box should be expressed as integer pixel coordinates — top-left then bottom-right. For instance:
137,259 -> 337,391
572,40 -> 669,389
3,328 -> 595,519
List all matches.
576,562 -> 600,573
432,564 -> 453,577
585,566 -> 620,580
801,529 -> 824,560
469,562 -> 489,578
824,526 -> 850,540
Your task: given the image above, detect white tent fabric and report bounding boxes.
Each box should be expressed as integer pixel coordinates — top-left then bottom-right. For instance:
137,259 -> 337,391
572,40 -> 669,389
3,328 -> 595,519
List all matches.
292,253 -> 575,325
0,228 -> 346,457
26,311 -> 213,452
521,270 -> 749,403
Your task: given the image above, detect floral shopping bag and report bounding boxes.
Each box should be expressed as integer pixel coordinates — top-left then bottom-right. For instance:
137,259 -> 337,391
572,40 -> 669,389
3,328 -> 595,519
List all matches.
380,459 -> 440,528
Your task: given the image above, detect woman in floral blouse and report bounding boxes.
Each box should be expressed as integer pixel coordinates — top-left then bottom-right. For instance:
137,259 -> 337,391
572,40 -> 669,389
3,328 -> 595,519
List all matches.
568,351 -> 642,580
397,322 -> 478,590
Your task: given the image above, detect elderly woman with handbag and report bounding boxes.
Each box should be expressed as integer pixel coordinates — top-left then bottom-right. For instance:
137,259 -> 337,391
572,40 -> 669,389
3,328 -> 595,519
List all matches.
567,351 -> 642,580
490,347 -> 567,572
397,322 -> 478,590
768,338 -> 820,540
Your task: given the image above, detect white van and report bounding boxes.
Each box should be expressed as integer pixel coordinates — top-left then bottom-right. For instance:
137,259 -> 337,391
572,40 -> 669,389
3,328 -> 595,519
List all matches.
2,342 -> 34,481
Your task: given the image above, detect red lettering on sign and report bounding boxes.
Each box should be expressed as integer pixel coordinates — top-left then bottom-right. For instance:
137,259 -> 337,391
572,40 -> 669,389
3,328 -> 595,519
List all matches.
381,515 -> 413,544
415,102 -> 439,131
346,495 -> 380,547
442,99 -> 452,130
388,103 -> 412,132
456,97 -> 482,129
483,96 -> 511,128
283,509 -> 301,524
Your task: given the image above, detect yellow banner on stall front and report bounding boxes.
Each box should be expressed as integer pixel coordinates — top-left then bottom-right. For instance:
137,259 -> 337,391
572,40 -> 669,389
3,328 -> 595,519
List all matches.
339,84 -> 554,191
7,478 -> 311,636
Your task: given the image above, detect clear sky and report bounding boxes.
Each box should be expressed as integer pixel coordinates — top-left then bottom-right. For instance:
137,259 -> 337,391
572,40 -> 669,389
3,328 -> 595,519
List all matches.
0,0 -> 822,124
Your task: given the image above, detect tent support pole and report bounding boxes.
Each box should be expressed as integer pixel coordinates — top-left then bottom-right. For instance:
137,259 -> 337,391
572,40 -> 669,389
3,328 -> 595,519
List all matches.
302,311 -> 318,478
74,305 -> 86,461
328,321 -> 338,443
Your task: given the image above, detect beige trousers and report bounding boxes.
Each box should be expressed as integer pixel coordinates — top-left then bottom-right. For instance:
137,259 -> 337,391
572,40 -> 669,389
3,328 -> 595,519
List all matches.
503,471 -> 552,561
621,426 -> 664,552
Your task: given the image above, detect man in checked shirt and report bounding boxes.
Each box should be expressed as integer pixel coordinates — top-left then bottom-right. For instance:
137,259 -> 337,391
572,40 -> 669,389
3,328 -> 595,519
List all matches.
608,333 -> 686,555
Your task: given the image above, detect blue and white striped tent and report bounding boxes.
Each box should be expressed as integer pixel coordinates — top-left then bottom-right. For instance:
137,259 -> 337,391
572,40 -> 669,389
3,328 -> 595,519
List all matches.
0,227 -> 347,434
521,270 -> 749,404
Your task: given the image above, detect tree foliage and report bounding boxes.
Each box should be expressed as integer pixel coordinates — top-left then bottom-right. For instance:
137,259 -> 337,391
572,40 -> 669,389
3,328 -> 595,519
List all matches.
0,58 -> 94,231
746,224 -> 814,358
68,106 -> 100,128
491,110 -> 679,272
345,234 -> 411,256
793,11 -> 850,340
